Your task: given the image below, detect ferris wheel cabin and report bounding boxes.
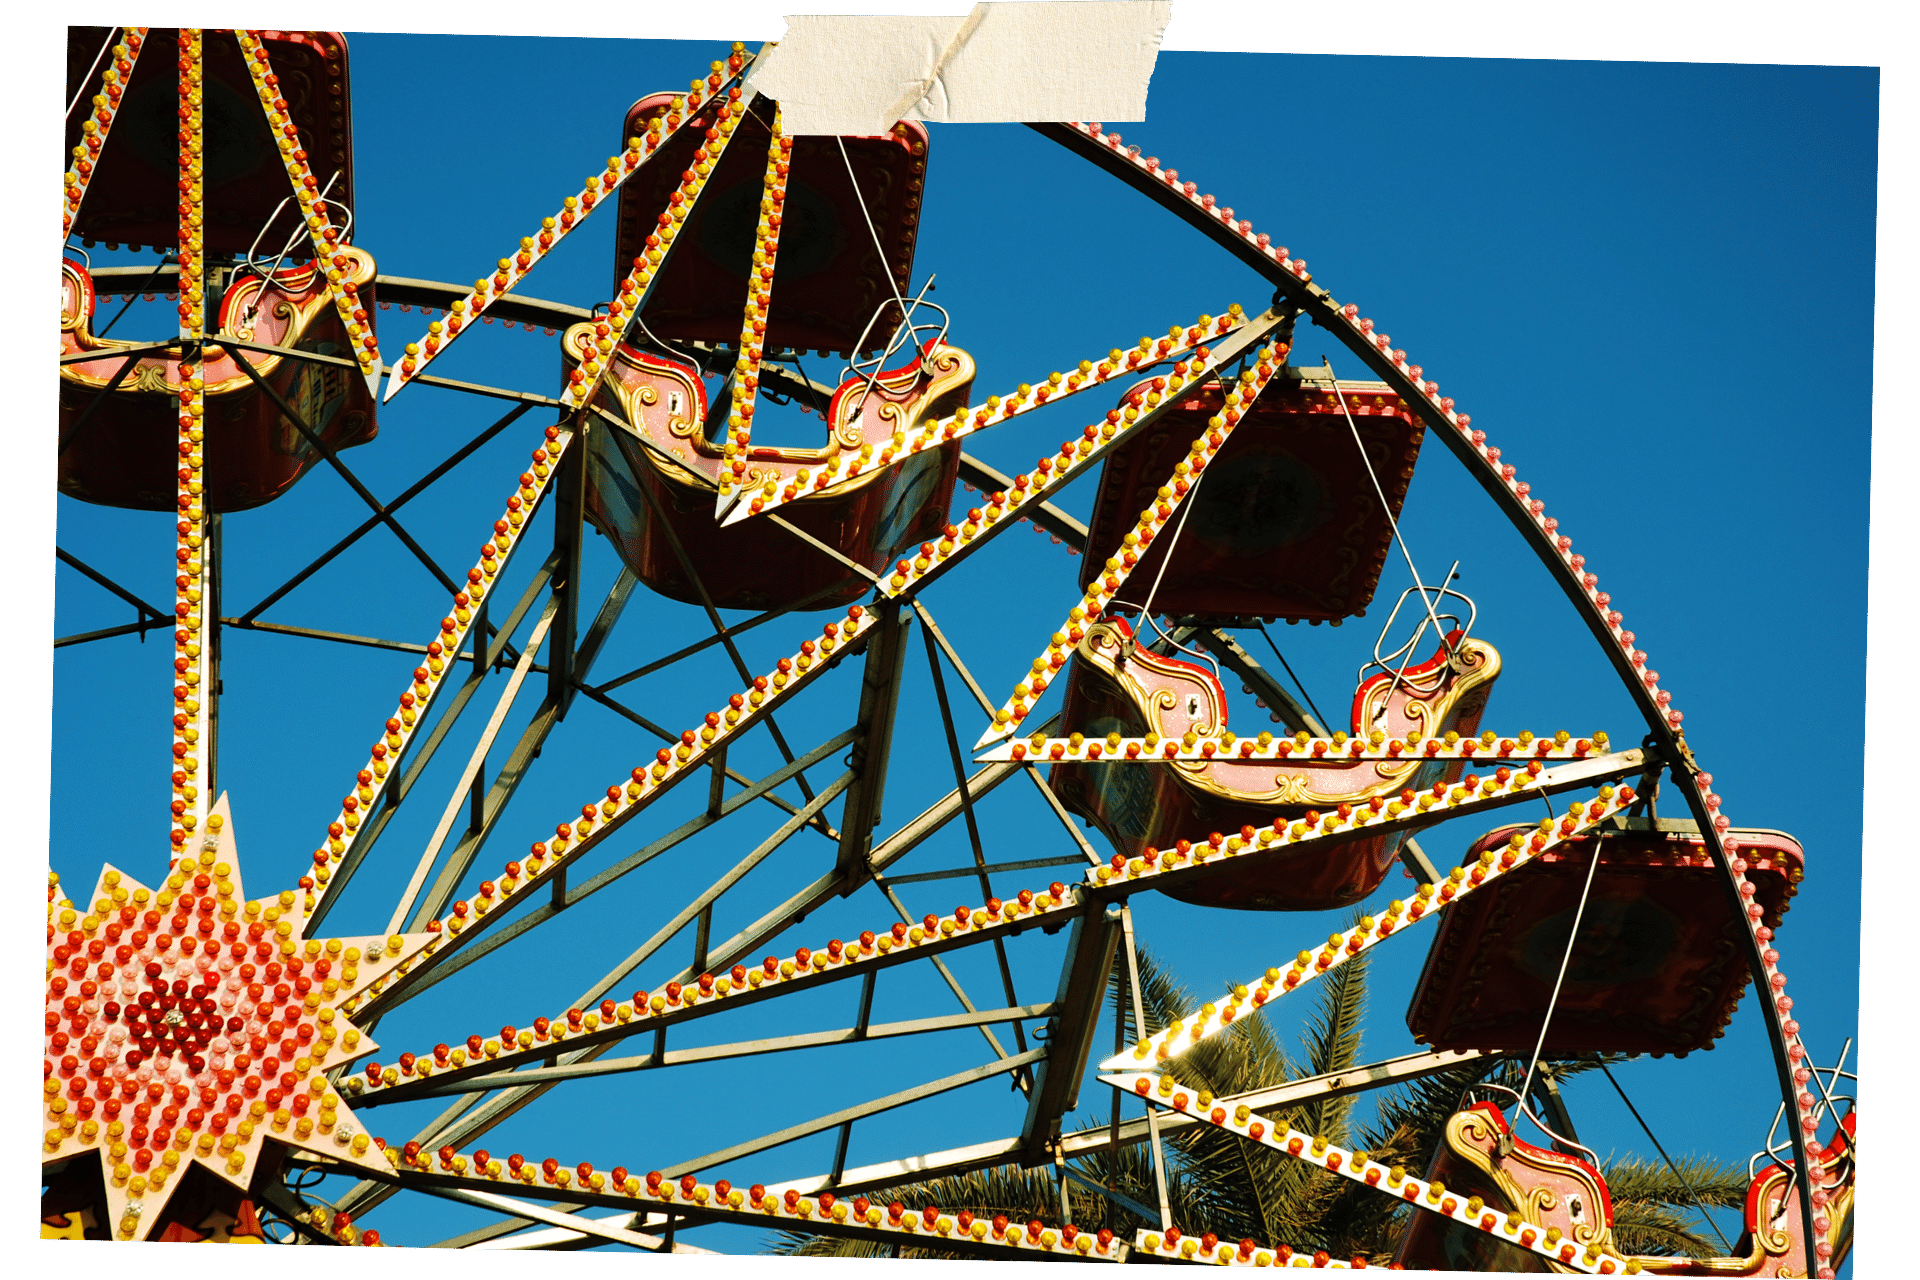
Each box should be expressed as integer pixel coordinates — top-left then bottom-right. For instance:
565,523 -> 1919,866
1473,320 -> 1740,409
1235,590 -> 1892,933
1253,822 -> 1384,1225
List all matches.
1077,367 -> 1427,623
1405,823 -> 1806,1056
1392,1099 -> 1853,1276
574,94 -> 967,612
60,28 -> 378,513
1048,615 -> 1500,911
1044,364 -> 1498,910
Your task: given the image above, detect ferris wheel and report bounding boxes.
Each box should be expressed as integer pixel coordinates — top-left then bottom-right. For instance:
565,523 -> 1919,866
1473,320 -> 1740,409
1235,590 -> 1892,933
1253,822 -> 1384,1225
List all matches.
46,25 -> 1854,1272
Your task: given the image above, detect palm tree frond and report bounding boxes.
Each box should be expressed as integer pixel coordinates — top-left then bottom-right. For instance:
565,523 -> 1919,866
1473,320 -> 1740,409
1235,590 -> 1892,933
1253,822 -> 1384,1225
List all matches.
1606,1200 -> 1735,1259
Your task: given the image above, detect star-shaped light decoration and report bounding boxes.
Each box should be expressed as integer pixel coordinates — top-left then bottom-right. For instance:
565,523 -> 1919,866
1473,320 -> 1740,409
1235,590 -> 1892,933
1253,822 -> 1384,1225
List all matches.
43,794 -> 435,1240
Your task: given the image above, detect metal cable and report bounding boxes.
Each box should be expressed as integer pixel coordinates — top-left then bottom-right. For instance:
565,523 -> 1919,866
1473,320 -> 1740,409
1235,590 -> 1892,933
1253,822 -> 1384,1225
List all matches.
1600,1062 -> 1735,1252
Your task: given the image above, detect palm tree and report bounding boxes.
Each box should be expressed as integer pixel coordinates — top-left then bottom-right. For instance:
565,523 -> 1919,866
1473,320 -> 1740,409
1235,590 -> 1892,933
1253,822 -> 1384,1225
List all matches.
768,926 -> 1749,1264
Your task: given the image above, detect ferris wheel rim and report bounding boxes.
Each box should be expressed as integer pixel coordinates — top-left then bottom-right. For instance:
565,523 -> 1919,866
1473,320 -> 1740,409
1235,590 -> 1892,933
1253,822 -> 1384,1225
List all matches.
49,41 -> 1845,1266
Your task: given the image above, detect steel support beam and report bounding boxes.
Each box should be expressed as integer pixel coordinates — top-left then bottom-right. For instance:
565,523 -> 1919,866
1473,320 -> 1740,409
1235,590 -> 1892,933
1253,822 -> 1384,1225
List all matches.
662,1047 -> 1049,1178
1020,905 -> 1120,1160
884,854 -> 1089,886
407,1184 -> 706,1252
568,681 -> 837,837
834,600 -> 911,883
229,352 -> 461,596
55,546 -> 169,625
216,616 -> 545,669
392,601 -> 558,934
54,618 -> 174,647
615,428 -> 820,806
546,424 -> 587,718
235,400 -> 535,624
591,572 -> 866,693
371,1003 -> 1058,1100
686,714 -> 1056,986
304,556 -> 561,931
409,570 -> 639,930
359,729 -> 858,1017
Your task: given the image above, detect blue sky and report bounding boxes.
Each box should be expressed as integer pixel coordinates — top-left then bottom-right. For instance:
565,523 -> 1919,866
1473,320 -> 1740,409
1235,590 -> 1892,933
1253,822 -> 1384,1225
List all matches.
40,27 -> 1875,1264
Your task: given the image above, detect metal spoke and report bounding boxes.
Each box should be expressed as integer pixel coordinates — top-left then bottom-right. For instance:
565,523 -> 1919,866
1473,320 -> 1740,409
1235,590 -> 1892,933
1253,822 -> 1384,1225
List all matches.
55,546 -> 168,622
304,555 -> 562,932
867,870 -> 1018,1068
228,353 -> 463,595
370,1003 -> 1056,1100
920,614 -> 1031,1049
391,600 -> 558,934
404,1184 -> 702,1252
403,570 -> 639,932
885,853 -> 1088,886
54,618 -> 175,648
573,770 -> 857,1004
661,1047 -> 1048,1178
569,681 -> 837,836
237,400 -> 535,623
590,572 -> 867,693
615,430 -> 819,804
1119,905 -> 1172,1229
217,616 -> 546,669
358,729 -> 859,1016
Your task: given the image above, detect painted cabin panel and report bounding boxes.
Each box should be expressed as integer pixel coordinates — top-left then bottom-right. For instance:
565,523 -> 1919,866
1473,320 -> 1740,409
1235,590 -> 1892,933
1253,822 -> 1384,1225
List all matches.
59,250 -> 378,512
1079,371 -> 1424,623
569,333 -> 973,612
1407,823 -> 1804,1056
1049,617 -> 1498,910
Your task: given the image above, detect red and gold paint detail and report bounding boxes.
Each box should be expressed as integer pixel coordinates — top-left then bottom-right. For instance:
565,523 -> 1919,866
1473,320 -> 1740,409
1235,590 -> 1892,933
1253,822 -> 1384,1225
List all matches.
1097,786 -> 1634,1069
236,30 -> 379,383
63,28 -> 147,237
309,428 -> 572,919
715,104 -> 789,499
146,1196 -> 276,1243
1133,1229 -> 1353,1268
41,1213 -> 91,1241
350,875 -> 1074,1097
42,797 -> 433,1240
172,29 -> 211,850
390,44 -> 752,399
976,343 -> 1289,748
562,81 -> 748,412
730,308 -> 1247,524
1112,1076 -> 1629,1274
984,728 -> 1608,765
346,606 -> 894,1019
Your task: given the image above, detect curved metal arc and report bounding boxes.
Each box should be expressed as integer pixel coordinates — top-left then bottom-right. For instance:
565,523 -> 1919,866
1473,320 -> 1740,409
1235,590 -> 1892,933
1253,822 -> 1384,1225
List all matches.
1030,117 -> 1826,1247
